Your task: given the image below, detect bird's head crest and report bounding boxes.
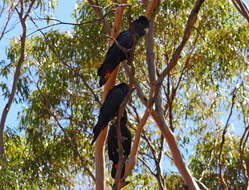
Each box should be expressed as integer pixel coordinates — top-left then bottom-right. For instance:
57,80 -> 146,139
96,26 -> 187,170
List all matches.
137,16 -> 149,27
118,83 -> 129,95
132,16 -> 150,37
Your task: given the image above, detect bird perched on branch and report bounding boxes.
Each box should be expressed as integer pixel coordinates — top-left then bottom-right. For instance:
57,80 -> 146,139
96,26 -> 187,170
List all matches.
107,110 -> 132,179
97,16 -> 149,87
91,83 -> 129,145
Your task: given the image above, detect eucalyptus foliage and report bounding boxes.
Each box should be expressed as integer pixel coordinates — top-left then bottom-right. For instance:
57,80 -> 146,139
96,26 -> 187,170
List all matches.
0,0 -> 248,189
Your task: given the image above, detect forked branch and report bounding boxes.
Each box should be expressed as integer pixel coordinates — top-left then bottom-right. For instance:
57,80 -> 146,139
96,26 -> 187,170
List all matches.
231,0 -> 249,22
0,0 -> 36,159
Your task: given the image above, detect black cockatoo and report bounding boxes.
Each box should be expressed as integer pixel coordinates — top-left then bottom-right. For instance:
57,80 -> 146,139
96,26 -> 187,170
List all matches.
98,16 -> 149,87
107,110 -> 132,178
91,83 -> 129,145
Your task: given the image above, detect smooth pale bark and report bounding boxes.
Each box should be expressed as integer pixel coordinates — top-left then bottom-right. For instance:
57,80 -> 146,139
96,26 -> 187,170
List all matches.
94,1 -> 127,189
0,0 -> 36,159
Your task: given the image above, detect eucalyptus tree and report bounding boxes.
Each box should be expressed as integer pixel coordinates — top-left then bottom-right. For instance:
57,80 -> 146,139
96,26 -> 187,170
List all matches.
0,0 -> 248,189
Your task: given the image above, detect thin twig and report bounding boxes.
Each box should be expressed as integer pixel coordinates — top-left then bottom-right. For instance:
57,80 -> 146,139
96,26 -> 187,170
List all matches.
87,0 -> 112,35
141,132 -> 165,190
0,2 -> 15,41
36,83 -> 95,181
231,0 -> 249,22
239,125 -> 249,189
113,13 -> 138,189
28,11 -> 112,37
156,0 -> 205,85
138,157 -> 157,176
29,17 -> 102,105
0,0 -> 36,158
93,1 -> 128,189
218,87 -> 238,190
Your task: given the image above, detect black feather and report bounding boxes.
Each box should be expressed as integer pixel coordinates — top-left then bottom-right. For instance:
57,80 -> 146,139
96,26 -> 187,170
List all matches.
107,110 -> 132,178
91,83 -> 129,145
111,163 -> 125,179
97,16 -> 149,87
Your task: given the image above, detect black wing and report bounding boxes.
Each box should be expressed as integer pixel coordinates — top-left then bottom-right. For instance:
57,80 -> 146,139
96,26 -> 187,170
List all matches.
107,124 -> 119,163
122,127 -> 132,158
97,30 -> 133,77
98,87 -> 125,123
116,30 -> 133,49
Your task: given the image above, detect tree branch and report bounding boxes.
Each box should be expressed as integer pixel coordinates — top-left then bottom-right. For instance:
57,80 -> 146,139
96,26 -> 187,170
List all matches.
29,17 -> 102,105
123,67 -> 200,189
0,0 -> 36,158
239,125 -> 249,189
142,132 -> 165,190
145,18 -> 163,114
150,110 -> 200,190
113,63 -> 135,190
138,156 -> 157,177
218,87 -> 237,190
156,0 -> 205,85
144,2 -> 203,188
87,0 -> 112,35
145,0 -> 161,19
121,75 -> 162,188
231,0 -> 249,22
23,0 -> 36,21
90,1 -> 128,189
89,0 -> 161,188
36,83 -> 95,181
28,12 -> 112,37
123,97 -> 154,178
0,2 -> 15,41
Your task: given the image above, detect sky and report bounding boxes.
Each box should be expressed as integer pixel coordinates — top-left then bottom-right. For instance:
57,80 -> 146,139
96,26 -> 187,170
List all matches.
1,0 -> 249,132
0,1 -> 249,188
0,0 -> 77,129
